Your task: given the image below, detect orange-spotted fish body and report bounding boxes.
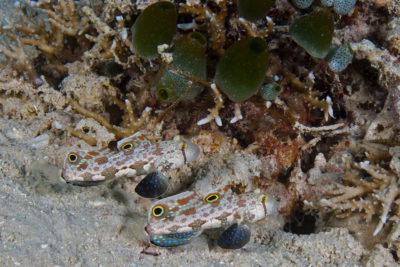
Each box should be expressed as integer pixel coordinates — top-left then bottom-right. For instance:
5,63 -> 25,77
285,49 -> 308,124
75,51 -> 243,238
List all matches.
61,133 -> 200,185
145,186 -> 278,247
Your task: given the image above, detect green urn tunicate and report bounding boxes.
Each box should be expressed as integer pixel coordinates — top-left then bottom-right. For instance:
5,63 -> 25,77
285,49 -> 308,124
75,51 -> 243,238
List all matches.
320,0 -> 334,6
326,43 -> 353,72
333,0 -> 356,15
260,82 -> 282,100
131,1 -> 177,59
289,9 -> 334,58
215,37 -> 269,102
155,32 -> 207,101
292,0 -> 313,9
238,0 -> 275,21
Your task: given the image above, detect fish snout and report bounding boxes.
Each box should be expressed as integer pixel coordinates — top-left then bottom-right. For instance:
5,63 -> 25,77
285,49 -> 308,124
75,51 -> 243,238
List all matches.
60,167 -> 70,182
175,137 -> 200,163
144,224 -> 153,236
261,194 -> 278,216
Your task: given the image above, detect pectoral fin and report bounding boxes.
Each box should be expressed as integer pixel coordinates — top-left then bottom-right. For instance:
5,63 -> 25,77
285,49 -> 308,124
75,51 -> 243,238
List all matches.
217,223 -> 251,249
135,172 -> 168,198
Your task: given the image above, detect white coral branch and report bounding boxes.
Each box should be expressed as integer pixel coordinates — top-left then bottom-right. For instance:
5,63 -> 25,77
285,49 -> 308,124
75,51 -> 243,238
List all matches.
197,83 -> 224,126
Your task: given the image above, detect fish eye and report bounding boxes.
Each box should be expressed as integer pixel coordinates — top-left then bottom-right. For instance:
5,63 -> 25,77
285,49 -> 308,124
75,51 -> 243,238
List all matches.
67,152 -> 79,163
120,142 -> 134,151
152,205 -> 165,217
205,193 -> 220,203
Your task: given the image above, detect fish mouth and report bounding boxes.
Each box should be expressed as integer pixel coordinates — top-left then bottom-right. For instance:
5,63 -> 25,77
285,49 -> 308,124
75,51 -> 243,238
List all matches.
61,170 -> 105,186
62,176 -> 105,186
60,168 -> 67,182
144,224 -> 152,236
67,180 -> 104,186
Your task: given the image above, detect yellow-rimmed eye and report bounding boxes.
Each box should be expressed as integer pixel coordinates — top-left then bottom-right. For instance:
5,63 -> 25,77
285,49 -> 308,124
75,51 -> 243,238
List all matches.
205,193 -> 220,203
152,205 -> 165,217
120,142 -> 134,151
67,153 -> 79,163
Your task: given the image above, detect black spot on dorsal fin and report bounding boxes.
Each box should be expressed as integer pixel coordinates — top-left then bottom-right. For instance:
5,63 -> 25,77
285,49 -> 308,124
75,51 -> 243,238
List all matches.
135,172 -> 168,198
217,223 -> 251,249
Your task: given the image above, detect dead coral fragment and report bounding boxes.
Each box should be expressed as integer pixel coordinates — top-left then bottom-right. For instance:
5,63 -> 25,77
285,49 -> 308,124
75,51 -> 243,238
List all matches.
179,1 -> 227,55
0,38 -> 41,85
0,66 -> 66,119
15,0 -> 89,57
267,55 -> 336,123
319,159 -> 400,236
81,6 -> 134,69
197,83 -> 224,126
0,0 -> 136,82
68,95 -> 152,141
0,0 -> 91,81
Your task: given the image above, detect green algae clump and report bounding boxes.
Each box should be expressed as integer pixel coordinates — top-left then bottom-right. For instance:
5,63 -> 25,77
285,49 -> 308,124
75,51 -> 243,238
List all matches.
326,43 -> 353,72
333,0 -> 356,15
260,82 -> 282,100
321,0 -> 334,6
131,1 -> 177,59
289,9 -> 334,58
238,0 -> 275,21
155,32 -> 207,101
215,37 -> 269,102
291,0 -> 313,9
321,0 -> 356,14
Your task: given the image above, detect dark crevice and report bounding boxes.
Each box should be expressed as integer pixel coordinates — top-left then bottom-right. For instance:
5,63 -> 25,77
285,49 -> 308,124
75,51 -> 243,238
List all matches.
284,210 -> 318,235
95,61 -> 124,77
277,165 -> 293,185
390,249 -> 399,262
105,103 -> 124,126
350,59 -> 387,113
33,55 -> 66,89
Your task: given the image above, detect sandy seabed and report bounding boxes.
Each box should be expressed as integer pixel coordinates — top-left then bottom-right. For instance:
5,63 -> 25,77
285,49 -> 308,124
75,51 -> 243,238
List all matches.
0,0 -> 399,266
